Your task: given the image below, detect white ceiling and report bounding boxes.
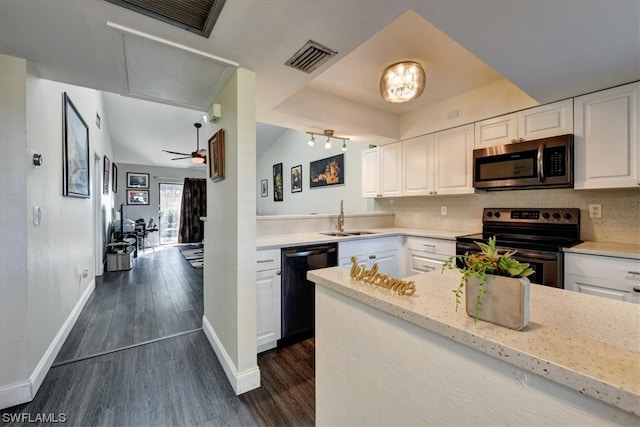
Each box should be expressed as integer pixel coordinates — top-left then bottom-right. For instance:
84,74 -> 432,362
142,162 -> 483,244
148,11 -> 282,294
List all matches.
1,0 -> 638,169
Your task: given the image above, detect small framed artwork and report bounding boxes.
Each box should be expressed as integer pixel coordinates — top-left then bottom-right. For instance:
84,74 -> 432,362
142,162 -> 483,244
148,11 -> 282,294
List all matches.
127,172 -> 149,189
112,163 -> 118,193
127,189 -> 149,205
310,153 -> 345,188
209,128 -> 225,182
273,163 -> 283,202
260,179 -> 268,197
103,155 -> 110,195
291,165 -> 302,193
62,92 -> 90,198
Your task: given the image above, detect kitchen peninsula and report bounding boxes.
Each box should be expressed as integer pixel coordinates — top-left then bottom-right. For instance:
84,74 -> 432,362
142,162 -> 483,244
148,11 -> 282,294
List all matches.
308,266 -> 640,426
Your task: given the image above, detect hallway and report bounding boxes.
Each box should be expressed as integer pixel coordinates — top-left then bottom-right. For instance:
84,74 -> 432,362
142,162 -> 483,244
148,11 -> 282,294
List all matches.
1,247 -> 315,426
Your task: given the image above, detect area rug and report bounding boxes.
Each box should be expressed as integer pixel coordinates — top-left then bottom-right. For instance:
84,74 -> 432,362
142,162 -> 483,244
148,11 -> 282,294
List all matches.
180,244 -> 204,268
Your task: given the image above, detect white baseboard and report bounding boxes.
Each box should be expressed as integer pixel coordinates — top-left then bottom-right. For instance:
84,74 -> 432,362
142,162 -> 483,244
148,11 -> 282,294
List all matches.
0,380 -> 31,410
202,315 -> 260,395
0,279 -> 95,410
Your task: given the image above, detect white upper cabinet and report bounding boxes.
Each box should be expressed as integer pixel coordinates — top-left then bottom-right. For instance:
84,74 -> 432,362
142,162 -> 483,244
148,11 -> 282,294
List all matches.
475,99 -> 574,148
433,124 -> 475,195
573,82 -> 639,189
402,134 -> 434,196
361,142 -> 402,198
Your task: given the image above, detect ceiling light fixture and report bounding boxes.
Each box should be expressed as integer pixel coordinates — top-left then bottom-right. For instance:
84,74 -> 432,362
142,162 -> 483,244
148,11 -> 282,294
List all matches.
305,129 -> 350,151
380,61 -> 426,103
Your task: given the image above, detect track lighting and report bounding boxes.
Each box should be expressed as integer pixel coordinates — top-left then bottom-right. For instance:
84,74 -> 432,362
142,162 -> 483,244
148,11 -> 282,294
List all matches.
305,129 -> 349,151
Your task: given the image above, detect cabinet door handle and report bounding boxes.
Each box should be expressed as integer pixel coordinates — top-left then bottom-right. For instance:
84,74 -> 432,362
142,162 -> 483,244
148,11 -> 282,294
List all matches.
257,259 -> 274,263
633,285 -> 640,292
628,271 -> 640,275
369,254 -> 376,259
276,270 -> 281,275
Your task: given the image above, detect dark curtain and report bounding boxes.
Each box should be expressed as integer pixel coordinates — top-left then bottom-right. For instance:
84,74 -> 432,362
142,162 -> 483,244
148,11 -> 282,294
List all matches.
178,178 -> 207,243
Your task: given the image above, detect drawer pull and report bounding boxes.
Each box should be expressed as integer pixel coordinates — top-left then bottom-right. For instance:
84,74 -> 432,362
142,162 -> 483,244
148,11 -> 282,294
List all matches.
628,271 -> 640,276
422,265 -> 435,271
276,270 -> 281,276
423,244 -> 436,249
633,286 -> 640,292
257,259 -> 274,263
369,254 -> 376,259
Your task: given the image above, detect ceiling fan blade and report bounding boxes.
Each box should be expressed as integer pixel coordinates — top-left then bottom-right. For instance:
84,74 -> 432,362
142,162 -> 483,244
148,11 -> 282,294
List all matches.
171,156 -> 191,160
163,150 -> 190,156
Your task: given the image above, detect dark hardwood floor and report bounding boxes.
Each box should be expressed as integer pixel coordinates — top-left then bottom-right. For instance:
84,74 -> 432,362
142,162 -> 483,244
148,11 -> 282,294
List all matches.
55,246 -> 203,364
2,245 -> 316,426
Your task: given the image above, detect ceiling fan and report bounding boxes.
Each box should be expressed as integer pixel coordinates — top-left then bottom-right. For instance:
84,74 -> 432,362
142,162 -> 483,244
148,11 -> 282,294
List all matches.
163,122 -> 207,164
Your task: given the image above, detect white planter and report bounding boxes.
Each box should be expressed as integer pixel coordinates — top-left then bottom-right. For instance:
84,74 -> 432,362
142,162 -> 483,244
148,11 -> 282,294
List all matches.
465,275 -> 530,330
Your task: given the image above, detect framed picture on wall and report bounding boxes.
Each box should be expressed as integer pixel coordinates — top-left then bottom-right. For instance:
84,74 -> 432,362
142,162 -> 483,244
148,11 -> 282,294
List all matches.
127,172 -> 149,189
273,163 -> 283,202
103,155 -> 110,195
260,179 -> 268,197
112,163 -> 118,193
291,165 -> 302,193
310,153 -> 345,188
62,92 -> 90,198
209,128 -> 225,182
127,189 -> 149,205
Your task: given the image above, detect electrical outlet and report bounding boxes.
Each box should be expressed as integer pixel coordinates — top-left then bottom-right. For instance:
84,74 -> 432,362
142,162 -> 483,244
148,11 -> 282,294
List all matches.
589,204 -> 602,218
441,206 -> 447,216
82,268 -> 89,278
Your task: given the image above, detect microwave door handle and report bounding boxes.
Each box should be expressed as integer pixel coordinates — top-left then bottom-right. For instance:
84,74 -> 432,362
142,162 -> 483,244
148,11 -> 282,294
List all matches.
537,143 -> 545,183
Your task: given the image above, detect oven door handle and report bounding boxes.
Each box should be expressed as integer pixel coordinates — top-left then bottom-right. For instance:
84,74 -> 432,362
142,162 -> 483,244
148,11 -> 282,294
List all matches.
537,143 -> 545,183
508,249 -> 558,261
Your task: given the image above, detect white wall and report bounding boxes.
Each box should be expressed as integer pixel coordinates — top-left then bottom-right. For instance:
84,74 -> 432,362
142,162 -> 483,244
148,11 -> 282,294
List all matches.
0,53 -> 116,408
203,68 -> 259,394
0,54 -> 29,407
114,162 -> 206,230
257,129 -> 370,215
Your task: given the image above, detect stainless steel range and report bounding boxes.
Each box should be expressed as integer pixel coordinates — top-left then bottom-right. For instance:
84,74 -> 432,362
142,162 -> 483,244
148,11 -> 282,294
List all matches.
456,208 -> 582,288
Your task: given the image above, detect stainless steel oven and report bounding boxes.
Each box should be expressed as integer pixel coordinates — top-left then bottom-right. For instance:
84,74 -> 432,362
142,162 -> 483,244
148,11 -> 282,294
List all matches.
456,208 -> 581,288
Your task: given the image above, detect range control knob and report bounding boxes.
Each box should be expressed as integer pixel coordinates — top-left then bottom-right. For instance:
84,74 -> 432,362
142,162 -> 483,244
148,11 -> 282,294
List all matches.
494,211 -> 501,218
486,211 -> 493,217
563,212 -> 572,220
542,212 -> 550,219
552,212 -> 561,219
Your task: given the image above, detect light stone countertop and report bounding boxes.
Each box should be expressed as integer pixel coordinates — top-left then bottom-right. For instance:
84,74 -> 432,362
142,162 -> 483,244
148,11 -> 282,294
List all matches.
565,241 -> 640,260
257,227 -> 467,250
308,267 -> 640,416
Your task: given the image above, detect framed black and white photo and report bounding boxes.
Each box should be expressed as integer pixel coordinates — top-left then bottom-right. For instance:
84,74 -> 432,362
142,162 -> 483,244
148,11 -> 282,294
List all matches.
127,189 -> 149,205
62,92 -> 90,198
127,172 -> 149,189
273,163 -> 283,202
103,156 -> 110,195
310,153 -> 345,188
291,165 -> 302,193
260,179 -> 268,197
112,163 -> 118,193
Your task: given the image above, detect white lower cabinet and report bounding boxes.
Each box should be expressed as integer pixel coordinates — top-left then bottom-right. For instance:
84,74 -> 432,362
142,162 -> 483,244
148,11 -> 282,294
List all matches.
404,236 -> 456,277
256,248 -> 281,352
564,252 -> 640,304
339,236 -> 402,278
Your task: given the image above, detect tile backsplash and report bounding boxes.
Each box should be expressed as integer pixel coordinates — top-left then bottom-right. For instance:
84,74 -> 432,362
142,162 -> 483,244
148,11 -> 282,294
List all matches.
375,188 -> 640,244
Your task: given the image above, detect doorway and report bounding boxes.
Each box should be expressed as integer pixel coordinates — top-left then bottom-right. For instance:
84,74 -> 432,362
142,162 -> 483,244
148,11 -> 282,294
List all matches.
159,182 -> 183,245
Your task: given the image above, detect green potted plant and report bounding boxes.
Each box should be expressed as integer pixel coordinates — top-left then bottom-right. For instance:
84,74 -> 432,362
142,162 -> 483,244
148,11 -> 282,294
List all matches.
442,236 -> 534,330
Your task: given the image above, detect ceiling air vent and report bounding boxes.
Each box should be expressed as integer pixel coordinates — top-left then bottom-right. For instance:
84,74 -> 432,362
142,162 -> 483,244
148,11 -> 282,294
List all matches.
285,40 -> 338,73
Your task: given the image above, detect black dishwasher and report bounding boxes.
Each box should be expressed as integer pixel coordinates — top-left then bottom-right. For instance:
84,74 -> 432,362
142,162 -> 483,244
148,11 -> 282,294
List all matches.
279,243 -> 338,346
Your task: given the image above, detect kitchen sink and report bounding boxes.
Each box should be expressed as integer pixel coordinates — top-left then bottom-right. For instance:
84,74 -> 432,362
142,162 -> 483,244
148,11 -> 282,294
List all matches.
319,231 -> 378,237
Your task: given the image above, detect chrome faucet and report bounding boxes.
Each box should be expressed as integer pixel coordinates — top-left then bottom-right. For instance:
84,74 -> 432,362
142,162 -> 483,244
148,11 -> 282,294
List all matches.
337,200 -> 345,232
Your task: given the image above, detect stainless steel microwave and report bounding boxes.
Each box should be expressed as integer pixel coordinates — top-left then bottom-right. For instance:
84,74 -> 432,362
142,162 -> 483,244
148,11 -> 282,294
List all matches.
472,134 -> 573,190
